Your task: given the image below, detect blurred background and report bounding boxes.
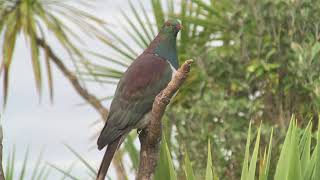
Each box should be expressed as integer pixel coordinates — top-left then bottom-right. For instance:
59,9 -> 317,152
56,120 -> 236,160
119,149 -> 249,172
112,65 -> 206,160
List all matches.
1,0 -> 320,179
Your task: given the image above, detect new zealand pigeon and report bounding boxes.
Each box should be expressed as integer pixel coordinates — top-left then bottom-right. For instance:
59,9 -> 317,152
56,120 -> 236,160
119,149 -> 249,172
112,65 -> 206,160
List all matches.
96,19 -> 182,179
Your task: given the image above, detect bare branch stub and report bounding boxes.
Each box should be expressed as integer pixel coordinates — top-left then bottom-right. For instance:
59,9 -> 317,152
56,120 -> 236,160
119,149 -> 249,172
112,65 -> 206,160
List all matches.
137,60 -> 193,180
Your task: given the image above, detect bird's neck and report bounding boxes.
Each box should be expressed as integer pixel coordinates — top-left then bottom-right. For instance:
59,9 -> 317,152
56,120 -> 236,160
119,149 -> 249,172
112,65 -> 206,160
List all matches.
148,33 -> 179,69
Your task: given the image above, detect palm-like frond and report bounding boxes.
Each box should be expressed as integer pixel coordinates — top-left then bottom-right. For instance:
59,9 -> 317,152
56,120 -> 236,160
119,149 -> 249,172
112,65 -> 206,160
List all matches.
50,144 -> 105,180
83,0 -> 224,104
83,0 -> 173,83
4,147 -> 50,180
0,0 -> 107,105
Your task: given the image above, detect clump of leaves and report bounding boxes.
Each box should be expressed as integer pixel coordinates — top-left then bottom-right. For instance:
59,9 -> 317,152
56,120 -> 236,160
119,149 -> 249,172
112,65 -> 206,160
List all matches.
156,118 -> 320,180
0,0 -> 106,105
5,147 -> 50,180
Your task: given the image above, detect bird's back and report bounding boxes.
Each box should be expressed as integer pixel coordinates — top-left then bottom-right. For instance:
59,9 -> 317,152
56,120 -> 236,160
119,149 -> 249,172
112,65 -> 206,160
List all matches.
97,53 -> 173,150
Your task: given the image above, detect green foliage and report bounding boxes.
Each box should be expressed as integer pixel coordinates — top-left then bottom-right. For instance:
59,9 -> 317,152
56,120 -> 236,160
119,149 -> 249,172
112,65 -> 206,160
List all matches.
241,124 -> 272,180
155,135 -> 215,180
259,128 -> 273,180
123,132 -> 139,170
5,147 -> 51,180
0,0 -> 106,105
49,119 -> 320,180
273,119 -> 320,180
183,151 -> 195,180
205,139 -> 213,180
49,144 -> 97,180
172,1 -> 320,176
153,119 -> 320,180
154,136 -> 177,180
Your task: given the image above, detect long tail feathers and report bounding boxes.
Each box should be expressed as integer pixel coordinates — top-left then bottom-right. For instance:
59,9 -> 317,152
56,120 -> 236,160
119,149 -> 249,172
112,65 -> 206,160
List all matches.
96,136 -> 122,180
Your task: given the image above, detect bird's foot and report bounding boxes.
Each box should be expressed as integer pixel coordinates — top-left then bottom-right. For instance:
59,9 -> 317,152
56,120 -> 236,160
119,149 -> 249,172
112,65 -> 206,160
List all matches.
162,97 -> 171,104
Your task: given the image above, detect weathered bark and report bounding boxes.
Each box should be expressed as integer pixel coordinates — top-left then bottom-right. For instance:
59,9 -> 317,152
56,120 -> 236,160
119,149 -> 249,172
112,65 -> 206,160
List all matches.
136,60 -> 193,180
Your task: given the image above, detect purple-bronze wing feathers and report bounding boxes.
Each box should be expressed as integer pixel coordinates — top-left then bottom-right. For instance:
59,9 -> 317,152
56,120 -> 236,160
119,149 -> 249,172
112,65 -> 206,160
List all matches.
97,53 -> 172,150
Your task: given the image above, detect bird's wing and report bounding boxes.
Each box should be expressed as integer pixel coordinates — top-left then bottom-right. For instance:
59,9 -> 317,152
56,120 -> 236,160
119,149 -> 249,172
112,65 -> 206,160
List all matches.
97,53 -> 172,149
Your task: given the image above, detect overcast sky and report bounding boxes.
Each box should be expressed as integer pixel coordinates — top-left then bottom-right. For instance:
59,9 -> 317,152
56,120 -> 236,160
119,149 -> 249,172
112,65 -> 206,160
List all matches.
0,0 -> 153,179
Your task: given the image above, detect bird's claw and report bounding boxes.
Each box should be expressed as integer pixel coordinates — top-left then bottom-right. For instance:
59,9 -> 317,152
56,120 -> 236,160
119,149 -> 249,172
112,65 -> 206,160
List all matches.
162,97 -> 171,104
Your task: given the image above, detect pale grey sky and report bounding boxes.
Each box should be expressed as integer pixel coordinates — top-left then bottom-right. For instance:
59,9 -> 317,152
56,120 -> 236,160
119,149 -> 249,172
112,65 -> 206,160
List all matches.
0,0 -> 153,179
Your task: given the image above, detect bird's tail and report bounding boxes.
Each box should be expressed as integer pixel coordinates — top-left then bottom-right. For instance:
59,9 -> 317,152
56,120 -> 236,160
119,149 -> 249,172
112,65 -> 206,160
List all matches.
96,136 -> 122,180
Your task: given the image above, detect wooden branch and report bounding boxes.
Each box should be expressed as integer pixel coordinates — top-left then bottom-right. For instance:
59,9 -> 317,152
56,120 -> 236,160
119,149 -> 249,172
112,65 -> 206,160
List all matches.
35,38 -> 109,120
136,60 -> 193,180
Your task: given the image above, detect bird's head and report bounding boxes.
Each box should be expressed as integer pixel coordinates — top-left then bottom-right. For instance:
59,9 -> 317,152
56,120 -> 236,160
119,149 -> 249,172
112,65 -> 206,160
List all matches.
153,19 -> 181,69
161,19 -> 183,36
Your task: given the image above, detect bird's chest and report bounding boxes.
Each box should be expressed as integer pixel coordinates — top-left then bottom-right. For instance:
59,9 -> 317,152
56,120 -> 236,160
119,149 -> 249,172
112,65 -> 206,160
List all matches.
154,53 -> 177,80
134,61 -> 177,130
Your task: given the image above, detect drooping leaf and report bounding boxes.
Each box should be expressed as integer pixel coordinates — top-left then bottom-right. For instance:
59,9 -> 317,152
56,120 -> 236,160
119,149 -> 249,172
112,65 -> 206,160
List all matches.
240,122 -> 251,180
205,139 -> 213,180
248,126 -> 261,180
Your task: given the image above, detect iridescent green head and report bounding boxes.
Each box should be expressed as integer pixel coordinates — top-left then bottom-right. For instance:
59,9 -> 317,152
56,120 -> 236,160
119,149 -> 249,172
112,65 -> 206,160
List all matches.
161,19 -> 183,35
155,19 -> 182,69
